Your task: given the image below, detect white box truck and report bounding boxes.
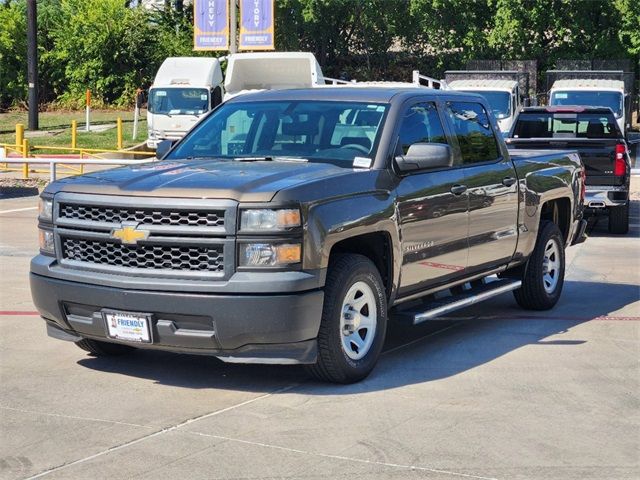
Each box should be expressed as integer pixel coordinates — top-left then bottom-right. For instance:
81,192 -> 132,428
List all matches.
445,71 -> 531,133
546,70 -> 634,135
147,57 -> 224,149
223,51 -> 328,101
148,53 -> 340,148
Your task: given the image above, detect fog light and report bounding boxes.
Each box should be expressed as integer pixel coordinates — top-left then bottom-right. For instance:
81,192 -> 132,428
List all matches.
39,229 -> 55,255
239,243 -> 301,267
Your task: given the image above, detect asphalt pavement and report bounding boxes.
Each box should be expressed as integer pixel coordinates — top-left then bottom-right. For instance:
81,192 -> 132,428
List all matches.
0,182 -> 638,480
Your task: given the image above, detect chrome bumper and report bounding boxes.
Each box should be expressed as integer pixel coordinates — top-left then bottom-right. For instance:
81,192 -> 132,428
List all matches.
585,186 -> 628,209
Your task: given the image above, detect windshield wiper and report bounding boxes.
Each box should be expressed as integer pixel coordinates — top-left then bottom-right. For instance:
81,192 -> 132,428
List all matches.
234,156 -> 308,163
234,156 -> 273,162
185,155 -> 224,161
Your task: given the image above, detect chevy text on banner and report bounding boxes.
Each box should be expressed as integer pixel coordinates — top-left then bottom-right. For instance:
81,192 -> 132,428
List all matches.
239,0 -> 275,50
194,0 -> 229,51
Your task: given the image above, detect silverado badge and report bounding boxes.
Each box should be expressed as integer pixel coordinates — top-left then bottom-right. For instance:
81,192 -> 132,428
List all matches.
111,223 -> 150,245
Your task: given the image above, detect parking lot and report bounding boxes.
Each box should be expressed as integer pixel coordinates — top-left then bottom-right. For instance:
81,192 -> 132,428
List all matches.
0,183 -> 638,480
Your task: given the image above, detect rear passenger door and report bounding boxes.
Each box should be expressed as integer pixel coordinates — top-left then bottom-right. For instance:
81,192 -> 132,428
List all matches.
395,101 -> 469,296
444,101 -> 519,274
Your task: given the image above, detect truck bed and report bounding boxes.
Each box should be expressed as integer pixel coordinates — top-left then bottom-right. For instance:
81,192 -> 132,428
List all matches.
508,137 -> 621,186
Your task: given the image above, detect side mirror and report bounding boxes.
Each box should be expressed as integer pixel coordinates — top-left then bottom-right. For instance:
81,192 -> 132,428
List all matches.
523,98 -> 531,107
395,143 -> 452,172
155,139 -> 175,159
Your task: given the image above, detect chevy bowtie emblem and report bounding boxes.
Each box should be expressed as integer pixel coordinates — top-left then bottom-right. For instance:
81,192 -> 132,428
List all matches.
111,223 -> 150,245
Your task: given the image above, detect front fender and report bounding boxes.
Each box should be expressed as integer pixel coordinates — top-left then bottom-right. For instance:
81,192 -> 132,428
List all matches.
304,191 -> 401,293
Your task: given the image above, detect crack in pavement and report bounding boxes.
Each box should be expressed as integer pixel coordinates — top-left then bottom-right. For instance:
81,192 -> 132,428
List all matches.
182,430 -> 500,480
23,384 -> 299,479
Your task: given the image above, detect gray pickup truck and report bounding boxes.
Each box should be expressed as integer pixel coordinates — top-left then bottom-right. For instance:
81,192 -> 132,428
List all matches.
31,88 -> 586,383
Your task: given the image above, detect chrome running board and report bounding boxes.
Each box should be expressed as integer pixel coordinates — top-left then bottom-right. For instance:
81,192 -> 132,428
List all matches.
395,278 -> 522,325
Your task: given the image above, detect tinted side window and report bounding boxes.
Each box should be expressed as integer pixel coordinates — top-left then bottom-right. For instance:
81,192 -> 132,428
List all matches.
446,102 -> 499,164
397,103 -> 447,155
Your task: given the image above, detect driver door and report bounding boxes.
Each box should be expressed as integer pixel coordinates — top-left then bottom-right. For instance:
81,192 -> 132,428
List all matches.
395,101 -> 469,297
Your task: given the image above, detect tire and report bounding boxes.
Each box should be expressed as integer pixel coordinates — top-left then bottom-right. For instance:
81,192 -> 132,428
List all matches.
75,338 -> 136,356
608,202 -> 629,235
306,254 -> 387,384
513,221 -> 565,311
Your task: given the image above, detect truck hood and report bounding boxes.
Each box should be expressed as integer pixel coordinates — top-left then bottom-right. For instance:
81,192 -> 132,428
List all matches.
45,159 -> 355,202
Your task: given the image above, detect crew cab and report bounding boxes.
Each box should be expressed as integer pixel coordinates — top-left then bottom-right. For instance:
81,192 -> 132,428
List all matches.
32,88 -> 586,383
507,106 -> 631,234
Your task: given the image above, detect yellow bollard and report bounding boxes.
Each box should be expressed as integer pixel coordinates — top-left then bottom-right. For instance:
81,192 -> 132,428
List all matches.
22,138 -> 29,179
116,117 -> 123,150
71,120 -> 78,149
16,123 -> 24,152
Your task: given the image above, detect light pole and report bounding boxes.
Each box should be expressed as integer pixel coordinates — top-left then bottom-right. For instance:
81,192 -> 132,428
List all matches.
230,0 -> 237,54
26,0 -> 39,130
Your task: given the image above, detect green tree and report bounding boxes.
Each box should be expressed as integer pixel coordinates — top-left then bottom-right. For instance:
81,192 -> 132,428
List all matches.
614,0 -> 640,56
50,0 -> 157,107
275,0 -> 407,76
0,0 -> 27,109
407,0 -> 496,61
488,0 -> 629,65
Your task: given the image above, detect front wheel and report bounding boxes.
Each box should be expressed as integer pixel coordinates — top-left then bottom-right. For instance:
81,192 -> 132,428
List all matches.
306,254 -> 387,384
514,221 -> 565,310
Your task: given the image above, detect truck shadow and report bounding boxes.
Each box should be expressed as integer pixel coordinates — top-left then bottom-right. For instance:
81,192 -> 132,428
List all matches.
77,279 -> 638,393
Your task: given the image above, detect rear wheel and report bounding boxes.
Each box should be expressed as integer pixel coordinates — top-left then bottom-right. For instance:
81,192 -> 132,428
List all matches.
514,221 -> 565,310
75,338 -> 136,356
608,202 -> 629,234
306,254 -> 387,384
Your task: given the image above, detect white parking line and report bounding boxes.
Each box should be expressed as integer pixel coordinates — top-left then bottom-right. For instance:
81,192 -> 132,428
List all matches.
0,206 -> 37,214
24,384 -> 298,479
185,430 -> 499,480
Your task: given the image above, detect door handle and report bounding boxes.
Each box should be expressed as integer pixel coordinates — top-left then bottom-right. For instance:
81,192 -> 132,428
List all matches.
450,184 -> 467,195
502,177 -> 517,187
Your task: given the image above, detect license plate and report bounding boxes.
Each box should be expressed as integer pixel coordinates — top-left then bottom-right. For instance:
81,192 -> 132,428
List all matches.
103,310 -> 152,343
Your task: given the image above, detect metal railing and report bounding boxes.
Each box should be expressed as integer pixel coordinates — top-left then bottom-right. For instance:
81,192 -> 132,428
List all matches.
323,76 -> 357,85
1,120 -> 153,179
412,71 -> 449,90
0,157 -> 156,182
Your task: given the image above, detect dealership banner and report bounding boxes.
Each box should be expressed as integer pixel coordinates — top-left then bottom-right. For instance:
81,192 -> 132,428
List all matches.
193,0 -> 230,51
239,0 -> 275,50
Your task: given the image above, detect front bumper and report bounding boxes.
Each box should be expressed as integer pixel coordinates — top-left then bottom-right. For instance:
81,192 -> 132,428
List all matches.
31,272 -> 324,364
585,185 -> 629,209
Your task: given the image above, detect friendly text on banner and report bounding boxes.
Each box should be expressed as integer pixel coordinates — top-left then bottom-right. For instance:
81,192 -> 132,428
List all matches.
193,0 -> 230,51
239,0 -> 275,51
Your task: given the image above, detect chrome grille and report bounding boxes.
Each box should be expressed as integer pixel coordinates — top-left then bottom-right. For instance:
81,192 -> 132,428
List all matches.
62,238 -> 224,272
59,204 -> 225,228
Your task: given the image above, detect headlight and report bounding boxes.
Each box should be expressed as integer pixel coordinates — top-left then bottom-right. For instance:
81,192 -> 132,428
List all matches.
39,229 -> 55,255
239,243 -> 301,267
240,209 -> 301,231
38,197 -> 53,222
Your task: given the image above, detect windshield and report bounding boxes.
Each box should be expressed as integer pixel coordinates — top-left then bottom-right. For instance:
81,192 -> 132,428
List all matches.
512,112 -> 620,139
463,90 -> 511,119
149,88 -> 209,115
167,100 -> 388,166
550,91 -> 623,118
